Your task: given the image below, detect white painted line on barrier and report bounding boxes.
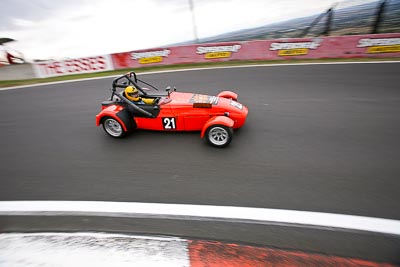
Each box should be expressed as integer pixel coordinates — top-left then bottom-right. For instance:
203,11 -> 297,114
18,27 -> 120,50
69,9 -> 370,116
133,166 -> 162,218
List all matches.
1,201 -> 400,236
1,60 -> 399,91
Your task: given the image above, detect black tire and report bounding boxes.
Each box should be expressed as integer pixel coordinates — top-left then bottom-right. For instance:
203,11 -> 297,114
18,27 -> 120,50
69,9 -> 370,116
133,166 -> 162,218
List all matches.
102,117 -> 126,138
206,124 -> 233,148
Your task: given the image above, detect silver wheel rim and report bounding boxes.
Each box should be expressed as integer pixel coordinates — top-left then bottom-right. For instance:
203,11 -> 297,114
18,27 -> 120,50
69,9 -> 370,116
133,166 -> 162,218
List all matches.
208,126 -> 229,146
104,118 -> 123,137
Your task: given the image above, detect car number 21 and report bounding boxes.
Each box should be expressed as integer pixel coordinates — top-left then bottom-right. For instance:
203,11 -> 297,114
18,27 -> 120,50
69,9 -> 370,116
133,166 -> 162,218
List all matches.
162,117 -> 177,130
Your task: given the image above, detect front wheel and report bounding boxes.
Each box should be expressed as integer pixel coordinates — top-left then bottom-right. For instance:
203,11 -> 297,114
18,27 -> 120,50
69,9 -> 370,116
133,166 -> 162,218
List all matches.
206,125 -> 233,148
102,117 -> 125,138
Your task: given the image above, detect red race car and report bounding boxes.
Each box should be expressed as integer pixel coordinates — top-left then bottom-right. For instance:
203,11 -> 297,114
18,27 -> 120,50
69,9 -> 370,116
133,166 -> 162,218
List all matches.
96,71 -> 248,147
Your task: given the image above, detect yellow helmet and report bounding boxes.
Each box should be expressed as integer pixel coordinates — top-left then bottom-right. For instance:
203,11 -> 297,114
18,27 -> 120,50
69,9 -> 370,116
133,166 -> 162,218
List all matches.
125,86 -> 139,101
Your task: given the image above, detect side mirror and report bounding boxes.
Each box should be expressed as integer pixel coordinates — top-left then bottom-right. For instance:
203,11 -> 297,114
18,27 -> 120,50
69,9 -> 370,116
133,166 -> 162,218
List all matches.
166,86 -> 177,92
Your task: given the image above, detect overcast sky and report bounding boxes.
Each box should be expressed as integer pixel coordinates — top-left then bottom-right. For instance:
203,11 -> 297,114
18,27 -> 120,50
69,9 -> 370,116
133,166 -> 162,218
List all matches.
0,0 -> 345,61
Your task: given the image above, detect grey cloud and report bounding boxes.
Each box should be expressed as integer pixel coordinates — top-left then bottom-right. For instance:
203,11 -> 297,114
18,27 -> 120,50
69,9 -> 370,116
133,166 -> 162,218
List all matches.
0,0 -> 89,31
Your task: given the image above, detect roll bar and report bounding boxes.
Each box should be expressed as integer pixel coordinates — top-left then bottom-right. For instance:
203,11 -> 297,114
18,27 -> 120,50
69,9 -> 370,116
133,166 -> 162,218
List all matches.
112,71 -> 160,94
109,71 -> 155,118
112,71 -> 143,92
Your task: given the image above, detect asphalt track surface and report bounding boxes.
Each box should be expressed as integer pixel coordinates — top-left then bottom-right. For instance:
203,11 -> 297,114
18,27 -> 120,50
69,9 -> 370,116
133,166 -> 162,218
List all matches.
1,62 -> 400,262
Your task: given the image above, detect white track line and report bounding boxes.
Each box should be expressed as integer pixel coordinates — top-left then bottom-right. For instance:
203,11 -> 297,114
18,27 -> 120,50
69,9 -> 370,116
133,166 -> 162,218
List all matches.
0,232 -> 190,267
1,60 -> 399,91
1,201 -> 400,236
138,60 -> 400,75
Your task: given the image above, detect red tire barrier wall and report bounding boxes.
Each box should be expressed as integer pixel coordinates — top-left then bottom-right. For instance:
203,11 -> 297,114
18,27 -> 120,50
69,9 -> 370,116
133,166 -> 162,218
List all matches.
111,33 -> 400,69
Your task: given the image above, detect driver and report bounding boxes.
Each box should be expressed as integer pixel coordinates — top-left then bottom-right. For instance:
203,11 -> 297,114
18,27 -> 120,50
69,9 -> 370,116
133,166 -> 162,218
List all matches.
125,86 -> 155,105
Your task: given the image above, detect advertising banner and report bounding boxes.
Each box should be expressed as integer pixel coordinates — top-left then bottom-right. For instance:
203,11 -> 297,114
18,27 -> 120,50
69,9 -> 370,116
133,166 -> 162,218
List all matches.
30,33 -> 400,77
111,43 -> 252,69
263,34 -> 400,59
111,33 -> 400,70
32,55 -> 114,78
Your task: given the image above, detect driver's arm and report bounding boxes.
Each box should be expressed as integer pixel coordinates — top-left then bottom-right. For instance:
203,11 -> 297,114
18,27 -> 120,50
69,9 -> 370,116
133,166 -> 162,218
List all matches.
142,98 -> 156,105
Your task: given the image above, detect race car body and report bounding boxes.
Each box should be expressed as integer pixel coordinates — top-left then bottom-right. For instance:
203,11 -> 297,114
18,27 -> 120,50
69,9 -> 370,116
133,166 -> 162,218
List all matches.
96,71 -> 248,147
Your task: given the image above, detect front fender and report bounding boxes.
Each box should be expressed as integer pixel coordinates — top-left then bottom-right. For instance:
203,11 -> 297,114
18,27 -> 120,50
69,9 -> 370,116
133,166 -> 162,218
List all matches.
217,91 -> 238,101
201,116 -> 234,138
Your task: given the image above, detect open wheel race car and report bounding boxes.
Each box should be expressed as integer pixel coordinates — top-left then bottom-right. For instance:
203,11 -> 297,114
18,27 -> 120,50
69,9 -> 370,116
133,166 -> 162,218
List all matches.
96,71 -> 248,147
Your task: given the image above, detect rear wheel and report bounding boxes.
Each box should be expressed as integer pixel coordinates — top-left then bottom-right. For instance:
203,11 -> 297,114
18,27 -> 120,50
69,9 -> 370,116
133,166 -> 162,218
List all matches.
206,125 -> 233,148
102,117 -> 125,138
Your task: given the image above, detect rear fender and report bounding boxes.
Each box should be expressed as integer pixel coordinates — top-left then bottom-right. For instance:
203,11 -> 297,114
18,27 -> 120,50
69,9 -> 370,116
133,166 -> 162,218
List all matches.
96,106 -> 136,132
201,116 -> 234,138
217,91 -> 238,101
